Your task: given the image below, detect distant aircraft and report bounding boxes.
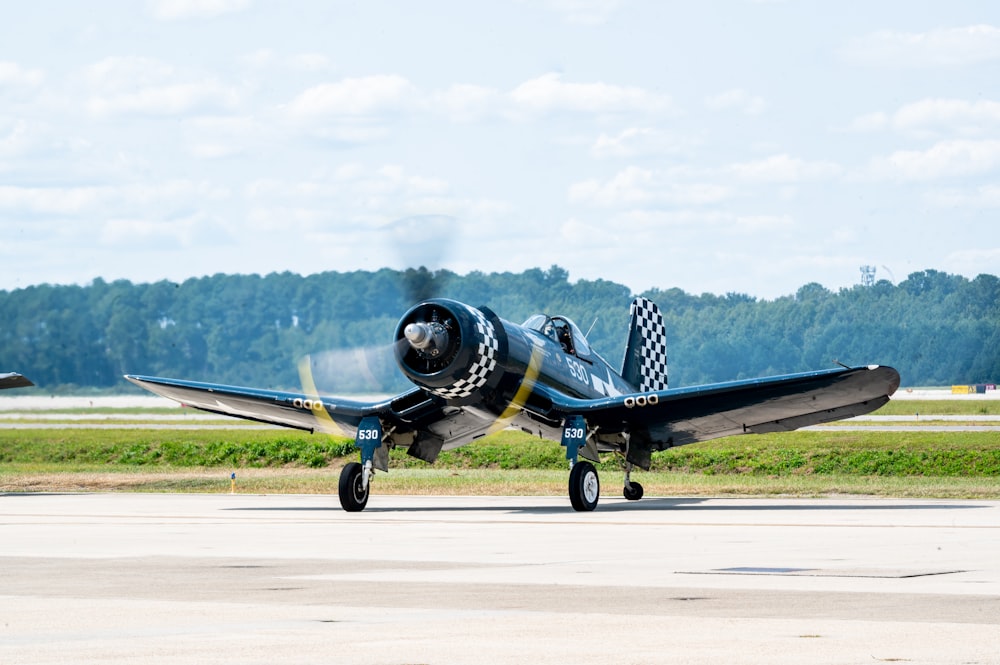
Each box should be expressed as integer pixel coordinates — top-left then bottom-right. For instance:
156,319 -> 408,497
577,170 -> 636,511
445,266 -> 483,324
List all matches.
0,372 -> 33,390
127,297 -> 899,512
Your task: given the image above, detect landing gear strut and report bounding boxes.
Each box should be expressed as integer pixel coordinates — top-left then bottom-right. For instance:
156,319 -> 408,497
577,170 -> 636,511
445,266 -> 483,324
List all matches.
562,415 -> 600,511
339,416 -> 382,513
623,462 -> 644,501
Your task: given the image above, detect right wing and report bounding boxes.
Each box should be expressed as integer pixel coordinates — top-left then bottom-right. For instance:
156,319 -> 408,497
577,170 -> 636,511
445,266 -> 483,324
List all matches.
0,372 -> 33,390
124,374 -> 440,438
522,364 -> 900,467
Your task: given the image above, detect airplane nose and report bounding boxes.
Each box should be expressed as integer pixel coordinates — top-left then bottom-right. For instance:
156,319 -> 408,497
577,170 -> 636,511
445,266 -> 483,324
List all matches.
404,322 -> 433,349
404,321 -> 450,357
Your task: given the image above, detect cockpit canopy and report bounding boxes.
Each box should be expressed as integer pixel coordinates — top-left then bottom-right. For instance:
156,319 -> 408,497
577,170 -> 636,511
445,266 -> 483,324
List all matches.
522,314 -> 592,359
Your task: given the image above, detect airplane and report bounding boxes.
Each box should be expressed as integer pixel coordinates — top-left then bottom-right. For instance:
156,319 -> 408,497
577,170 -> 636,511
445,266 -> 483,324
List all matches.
126,296 -> 900,512
0,372 -> 33,390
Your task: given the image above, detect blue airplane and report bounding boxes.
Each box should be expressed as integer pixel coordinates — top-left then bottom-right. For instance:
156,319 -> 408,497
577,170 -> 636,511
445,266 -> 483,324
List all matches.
127,297 -> 899,512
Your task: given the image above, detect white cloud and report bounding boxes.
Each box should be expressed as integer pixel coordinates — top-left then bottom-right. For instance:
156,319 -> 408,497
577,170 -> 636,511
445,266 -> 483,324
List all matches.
870,139 -> 1000,181
187,113 -> 257,133
844,111 -> 889,133
943,247 -> 1000,276
0,184 -> 108,215
242,49 -> 335,73
841,24 -> 1000,67
241,49 -> 275,68
892,98 -> 1000,137
733,214 -> 794,231
282,73 -> 675,139
925,183 -> 1000,208
562,209 -> 793,249
539,0 -> 626,25
287,75 -> 418,117
241,166 -> 509,241
0,119 -> 32,158
185,115 -> 262,158
848,99 -> 1000,138
100,216 -> 202,247
85,57 -> 240,117
287,53 -> 335,72
590,127 -> 695,158
592,128 -> 650,158
373,165 -> 451,197
0,181 -> 229,217
568,166 -> 730,207
86,56 -> 172,90
149,0 -> 251,21
398,196 -> 512,222
705,88 -> 767,115
509,73 -> 672,116
728,154 -> 843,183
430,84 -> 501,122
0,61 -> 44,88
88,83 -> 240,116
244,165 -> 451,223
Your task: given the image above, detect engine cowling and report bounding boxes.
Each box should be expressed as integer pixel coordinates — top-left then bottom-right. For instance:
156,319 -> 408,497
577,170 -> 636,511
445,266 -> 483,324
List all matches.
394,299 -> 505,401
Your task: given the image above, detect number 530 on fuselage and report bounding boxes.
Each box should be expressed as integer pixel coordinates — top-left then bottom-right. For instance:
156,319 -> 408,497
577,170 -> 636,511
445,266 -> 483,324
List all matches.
126,297 -> 899,512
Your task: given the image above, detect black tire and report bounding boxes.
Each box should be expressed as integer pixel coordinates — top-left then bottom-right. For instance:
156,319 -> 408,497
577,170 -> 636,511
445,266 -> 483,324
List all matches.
568,461 -> 600,511
623,482 -> 644,501
338,462 -> 369,512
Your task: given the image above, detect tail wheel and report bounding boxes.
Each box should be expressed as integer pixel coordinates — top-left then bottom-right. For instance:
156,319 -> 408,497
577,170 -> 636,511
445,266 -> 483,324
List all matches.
623,482 -> 644,501
338,462 -> 369,512
569,461 -> 600,511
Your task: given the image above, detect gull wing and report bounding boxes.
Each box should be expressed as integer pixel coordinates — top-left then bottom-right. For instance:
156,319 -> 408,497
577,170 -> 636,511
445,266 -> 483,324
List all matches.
124,374 -> 435,437
528,365 -> 900,465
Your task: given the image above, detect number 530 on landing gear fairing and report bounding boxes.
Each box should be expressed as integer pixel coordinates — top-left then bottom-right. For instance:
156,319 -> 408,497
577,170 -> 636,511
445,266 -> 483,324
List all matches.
126,297 -> 899,512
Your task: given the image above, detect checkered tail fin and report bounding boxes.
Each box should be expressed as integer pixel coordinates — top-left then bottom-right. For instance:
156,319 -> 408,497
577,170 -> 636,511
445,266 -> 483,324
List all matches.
620,297 -> 668,392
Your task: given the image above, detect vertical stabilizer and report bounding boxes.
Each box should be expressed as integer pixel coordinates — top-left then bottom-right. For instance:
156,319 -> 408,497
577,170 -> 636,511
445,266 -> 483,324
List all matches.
620,297 -> 668,392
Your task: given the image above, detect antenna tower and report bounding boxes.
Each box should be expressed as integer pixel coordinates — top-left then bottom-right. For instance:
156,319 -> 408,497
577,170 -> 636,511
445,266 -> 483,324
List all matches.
860,265 -> 876,287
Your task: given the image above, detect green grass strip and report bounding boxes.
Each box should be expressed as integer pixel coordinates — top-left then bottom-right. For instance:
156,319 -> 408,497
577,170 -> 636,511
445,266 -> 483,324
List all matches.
2,428 -> 999,478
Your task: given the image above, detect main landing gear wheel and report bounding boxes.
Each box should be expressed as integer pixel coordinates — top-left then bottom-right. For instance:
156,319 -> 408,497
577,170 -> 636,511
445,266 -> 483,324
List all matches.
338,462 -> 369,512
623,482 -> 644,501
569,461 -> 600,511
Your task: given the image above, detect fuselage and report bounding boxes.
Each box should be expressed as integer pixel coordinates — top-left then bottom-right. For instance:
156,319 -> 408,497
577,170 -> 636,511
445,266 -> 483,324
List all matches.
394,298 -> 634,406
504,315 -> 635,400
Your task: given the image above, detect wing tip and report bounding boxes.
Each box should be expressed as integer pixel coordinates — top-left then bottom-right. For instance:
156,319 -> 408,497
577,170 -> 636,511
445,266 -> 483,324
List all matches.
0,372 -> 34,389
875,364 -> 901,396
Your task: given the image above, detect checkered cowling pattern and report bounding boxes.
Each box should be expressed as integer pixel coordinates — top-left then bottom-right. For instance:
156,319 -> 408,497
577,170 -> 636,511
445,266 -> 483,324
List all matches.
630,297 -> 668,392
429,306 -> 500,400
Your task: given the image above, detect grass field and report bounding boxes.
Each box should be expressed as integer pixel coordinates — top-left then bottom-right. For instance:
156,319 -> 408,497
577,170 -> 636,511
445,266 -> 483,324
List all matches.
2,397 -> 998,498
865,399 -> 1000,416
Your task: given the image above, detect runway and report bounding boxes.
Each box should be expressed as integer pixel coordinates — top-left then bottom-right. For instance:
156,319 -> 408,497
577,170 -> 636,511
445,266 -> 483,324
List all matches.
2,493 -> 999,664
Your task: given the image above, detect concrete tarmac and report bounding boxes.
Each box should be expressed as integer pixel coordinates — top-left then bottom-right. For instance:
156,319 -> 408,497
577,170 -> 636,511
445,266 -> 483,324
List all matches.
2,492 -> 999,664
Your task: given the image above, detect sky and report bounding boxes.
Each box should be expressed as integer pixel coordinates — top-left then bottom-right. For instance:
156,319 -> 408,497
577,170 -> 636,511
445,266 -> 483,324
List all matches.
2,1 -> 999,300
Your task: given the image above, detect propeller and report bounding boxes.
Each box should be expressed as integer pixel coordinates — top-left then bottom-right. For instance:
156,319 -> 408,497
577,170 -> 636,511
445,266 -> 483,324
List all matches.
299,340 -> 411,397
382,214 -> 458,302
486,340 -> 545,435
295,215 -> 459,419
295,213 -> 552,453
296,355 -> 350,436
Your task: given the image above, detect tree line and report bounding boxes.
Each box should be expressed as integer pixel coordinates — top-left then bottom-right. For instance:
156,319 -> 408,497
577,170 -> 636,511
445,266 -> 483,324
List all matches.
1,267 -> 996,393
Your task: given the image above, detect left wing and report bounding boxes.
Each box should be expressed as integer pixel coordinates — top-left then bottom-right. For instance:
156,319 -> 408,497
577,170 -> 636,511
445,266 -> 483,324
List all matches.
0,372 -> 33,390
525,365 -> 900,467
124,374 -> 439,438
